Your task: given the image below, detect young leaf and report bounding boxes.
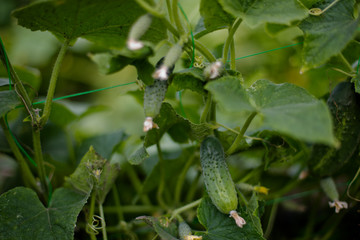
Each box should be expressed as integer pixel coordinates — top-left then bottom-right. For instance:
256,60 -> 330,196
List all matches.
65,146 -> 106,193
206,76 -> 336,146
136,216 -> 178,240
218,0 -> 308,27
196,197 -> 265,240
95,161 -> 120,204
0,91 -> 20,117
299,0 -> 359,71
171,68 -> 206,94
13,0 -> 167,48
200,0 -> 235,32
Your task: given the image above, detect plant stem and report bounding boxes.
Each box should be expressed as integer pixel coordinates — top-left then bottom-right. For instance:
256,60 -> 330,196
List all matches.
40,41 -> 68,127
174,153 -> 197,205
226,112 -> 257,155
0,117 -> 38,191
0,46 -> 39,126
264,203 -> 278,239
156,142 -> 168,209
125,164 -> 152,205
170,198 -> 202,221
339,53 -> 354,73
185,171 -> 201,202
87,193 -> 97,240
321,0 -> 341,14
200,94 -> 212,123
331,67 -> 356,77
112,186 -> 125,221
135,0 -> 163,17
223,18 -> 242,65
194,40 -> 216,62
99,203 -> 108,240
166,0 -> 174,23
32,128 -> 48,203
230,39 -> 236,70
172,0 -> 185,35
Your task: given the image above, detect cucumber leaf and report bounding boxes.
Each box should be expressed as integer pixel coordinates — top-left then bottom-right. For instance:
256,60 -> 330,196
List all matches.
171,68 -> 206,94
206,76 -> 336,146
352,75 -> 360,94
0,147 -> 105,240
136,216 -> 178,240
299,0 -> 359,71
0,91 -> 20,117
200,0 -> 235,32
196,197 -> 265,240
218,0 -> 308,27
13,0 -> 167,48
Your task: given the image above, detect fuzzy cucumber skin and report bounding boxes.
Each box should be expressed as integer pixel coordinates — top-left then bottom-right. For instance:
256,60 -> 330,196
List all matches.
309,81 -> 360,177
144,78 -> 168,118
200,136 -> 238,214
178,221 -> 192,240
143,58 -> 174,118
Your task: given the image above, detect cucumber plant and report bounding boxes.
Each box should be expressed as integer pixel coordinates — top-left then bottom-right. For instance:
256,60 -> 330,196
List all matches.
0,0 -> 360,239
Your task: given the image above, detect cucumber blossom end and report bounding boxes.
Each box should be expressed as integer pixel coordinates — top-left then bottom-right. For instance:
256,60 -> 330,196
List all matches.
143,117 -> 159,132
229,210 -> 246,228
204,60 -> 223,79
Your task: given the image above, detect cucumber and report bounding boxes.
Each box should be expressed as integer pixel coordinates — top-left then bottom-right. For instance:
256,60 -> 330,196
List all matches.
143,58 -> 174,131
308,81 -> 360,177
200,136 -> 246,227
127,14 -> 152,50
178,221 -> 192,240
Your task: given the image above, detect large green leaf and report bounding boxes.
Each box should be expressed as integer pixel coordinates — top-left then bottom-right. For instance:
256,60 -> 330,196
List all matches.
200,0 -> 235,32
206,77 -> 336,146
218,0 -> 308,27
0,187 -> 89,240
13,0 -> 167,48
299,0 -> 359,71
0,90 -> 20,117
196,197 -> 265,240
0,147 -> 105,240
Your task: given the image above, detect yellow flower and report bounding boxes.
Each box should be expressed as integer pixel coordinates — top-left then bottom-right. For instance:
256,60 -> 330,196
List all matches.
254,186 -> 269,195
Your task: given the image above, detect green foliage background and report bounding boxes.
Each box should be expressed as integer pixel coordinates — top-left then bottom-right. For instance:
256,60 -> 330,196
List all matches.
0,0 -> 360,239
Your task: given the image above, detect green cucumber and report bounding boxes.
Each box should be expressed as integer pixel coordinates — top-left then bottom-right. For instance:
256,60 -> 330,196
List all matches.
178,221 -> 192,240
308,81 -> 360,177
127,14 -> 152,50
128,14 -> 153,40
144,78 -> 168,119
143,58 -> 174,131
200,136 -> 246,227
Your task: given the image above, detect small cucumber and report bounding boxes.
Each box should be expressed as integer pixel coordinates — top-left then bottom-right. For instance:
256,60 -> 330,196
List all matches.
200,136 -> 246,227
143,58 -> 174,131
308,81 -> 360,177
127,14 -> 152,50
178,221 -> 192,240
